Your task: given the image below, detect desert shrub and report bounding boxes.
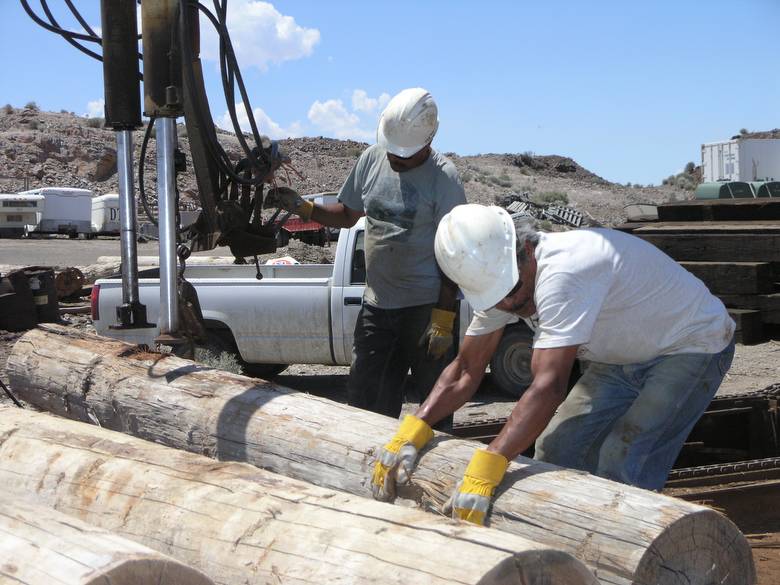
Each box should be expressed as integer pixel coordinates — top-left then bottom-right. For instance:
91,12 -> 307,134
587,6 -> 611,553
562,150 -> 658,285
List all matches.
739,128 -> 749,135
86,117 -> 104,128
684,161 -> 695,174
674,174 -> 696,190
2,104 -> 13,115
533,191 -> 569,205
490,175 -> 512,188
28,120 -> 39,130
24,101 -> 39,111
538,220 -> 553,232
461,171 -> 473,182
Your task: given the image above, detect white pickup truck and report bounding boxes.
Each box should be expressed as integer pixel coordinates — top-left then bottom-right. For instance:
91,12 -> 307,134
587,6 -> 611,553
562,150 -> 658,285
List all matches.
93,218 -> 534,396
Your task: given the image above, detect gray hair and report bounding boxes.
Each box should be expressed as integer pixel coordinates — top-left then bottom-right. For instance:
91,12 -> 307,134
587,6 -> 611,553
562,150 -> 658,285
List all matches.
512,215 -> 540,266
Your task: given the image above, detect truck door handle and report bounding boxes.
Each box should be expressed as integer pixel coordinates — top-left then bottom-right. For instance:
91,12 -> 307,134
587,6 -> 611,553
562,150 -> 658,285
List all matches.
344,297 -> 362,306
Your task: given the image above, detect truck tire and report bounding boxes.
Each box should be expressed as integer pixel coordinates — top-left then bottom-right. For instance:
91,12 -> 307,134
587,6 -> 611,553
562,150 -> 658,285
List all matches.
242,363 -> 287,380
197,328 -> 287,380
490,324 -> 534,398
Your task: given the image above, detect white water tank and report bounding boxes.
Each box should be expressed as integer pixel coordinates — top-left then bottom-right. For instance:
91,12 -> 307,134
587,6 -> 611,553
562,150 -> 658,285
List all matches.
21,187 -> 93,235
92,193 -> 120,235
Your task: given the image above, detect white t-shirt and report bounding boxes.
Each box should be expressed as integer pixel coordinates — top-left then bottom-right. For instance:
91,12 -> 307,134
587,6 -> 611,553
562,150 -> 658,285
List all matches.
466,229 -> 735,365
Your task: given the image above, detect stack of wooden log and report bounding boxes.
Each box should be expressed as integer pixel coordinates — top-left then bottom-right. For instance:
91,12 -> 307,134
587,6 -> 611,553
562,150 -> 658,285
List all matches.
4,324 -> 757,584
618,198 -> 780,344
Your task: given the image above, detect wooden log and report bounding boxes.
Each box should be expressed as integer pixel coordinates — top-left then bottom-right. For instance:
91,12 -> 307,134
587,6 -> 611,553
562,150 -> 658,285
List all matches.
633,220 -> 780,234
0,499 -> 213,585
6,325 -> 756,585
718,293 -> 780,324
54,267 -> 86,299
728,309 -> 765,345
679,261 -> 773,294
637,233 -> 780,262
77,261 -> 122,284
657,198 -> 780,222
0,408 -> 598,585
96,255 -> 239,265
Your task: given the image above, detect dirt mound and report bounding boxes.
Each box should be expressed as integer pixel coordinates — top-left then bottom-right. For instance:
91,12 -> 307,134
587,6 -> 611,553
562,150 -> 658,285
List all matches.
0,105 -> 693,227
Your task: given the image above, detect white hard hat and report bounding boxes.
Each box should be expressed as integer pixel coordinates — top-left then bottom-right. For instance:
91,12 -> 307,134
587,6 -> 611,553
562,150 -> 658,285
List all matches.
435,204 -> 519,311
377,88 -> 439,158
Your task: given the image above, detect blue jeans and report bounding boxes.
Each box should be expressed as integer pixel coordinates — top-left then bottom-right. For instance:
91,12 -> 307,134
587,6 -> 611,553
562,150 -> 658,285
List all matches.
534,337 -> 735,490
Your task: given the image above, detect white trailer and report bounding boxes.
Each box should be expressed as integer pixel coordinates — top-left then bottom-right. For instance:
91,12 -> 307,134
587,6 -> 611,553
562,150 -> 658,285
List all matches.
21,187 -> 93,237
91,193 -> 120,236
701,138 -> 780,183
0,193 -> 44,237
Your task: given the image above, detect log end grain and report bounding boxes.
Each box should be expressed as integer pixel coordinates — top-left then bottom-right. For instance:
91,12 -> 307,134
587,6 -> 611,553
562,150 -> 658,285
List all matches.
478,550 -> 599,585
634,509 -> 756,585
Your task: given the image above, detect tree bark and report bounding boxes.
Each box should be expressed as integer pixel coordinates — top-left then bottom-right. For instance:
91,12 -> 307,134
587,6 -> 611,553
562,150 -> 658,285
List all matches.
0,407 -> 597,585
6,325 -> 756,585
96,255 -> 238,265
0,499 -> 213,585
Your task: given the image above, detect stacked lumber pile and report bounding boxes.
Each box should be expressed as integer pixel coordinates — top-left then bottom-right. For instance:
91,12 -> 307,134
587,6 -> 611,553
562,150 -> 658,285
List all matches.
6,325 -> 756,584
619,198 -> 780,343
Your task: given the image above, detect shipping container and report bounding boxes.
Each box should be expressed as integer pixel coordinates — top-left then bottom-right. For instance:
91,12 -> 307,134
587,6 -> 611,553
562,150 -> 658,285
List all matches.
91,193 -> 120,236
0,193 -> 44,237
701,138 -> 780,183
21,187 -> 93,237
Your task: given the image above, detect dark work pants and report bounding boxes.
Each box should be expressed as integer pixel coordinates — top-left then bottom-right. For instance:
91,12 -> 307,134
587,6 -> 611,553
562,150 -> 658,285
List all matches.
347,302 -> 455,430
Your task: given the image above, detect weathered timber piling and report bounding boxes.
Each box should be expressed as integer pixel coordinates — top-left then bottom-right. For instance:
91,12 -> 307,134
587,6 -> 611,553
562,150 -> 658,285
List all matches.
6,324 -> 756,585
0,499 -> 213,585
0,408 -> 597,585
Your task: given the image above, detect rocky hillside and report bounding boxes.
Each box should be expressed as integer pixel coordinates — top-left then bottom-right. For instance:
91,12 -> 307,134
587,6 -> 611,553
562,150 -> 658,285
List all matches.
0,104 -> 691,226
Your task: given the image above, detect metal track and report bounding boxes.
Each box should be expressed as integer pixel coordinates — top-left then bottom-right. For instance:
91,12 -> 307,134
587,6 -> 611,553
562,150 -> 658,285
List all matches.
452,384 -> 780,490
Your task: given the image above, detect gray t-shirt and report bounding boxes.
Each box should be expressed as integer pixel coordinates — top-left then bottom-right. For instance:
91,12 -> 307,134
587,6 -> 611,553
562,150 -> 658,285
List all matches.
339,144 -> 466,309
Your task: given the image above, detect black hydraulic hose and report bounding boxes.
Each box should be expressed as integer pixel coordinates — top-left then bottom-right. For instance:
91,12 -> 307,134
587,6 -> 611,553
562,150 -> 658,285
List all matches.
180,1 -> 269,185
209,0 -> 269,170
63,0 -> 97,37
34,0 -> 104,61
21,0 -> 144,79
0,378 -> 22,408
19,0 -> 100,43
139,118 -> 159,226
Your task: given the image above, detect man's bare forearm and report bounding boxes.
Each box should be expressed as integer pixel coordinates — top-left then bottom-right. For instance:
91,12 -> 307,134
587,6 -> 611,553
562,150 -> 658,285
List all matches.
310,203 -> 364,228
486,381 -> 566,460
415,357 -> 483,426
436,273 -> 459,313
486,345 -> 578,460
415,330 -> 503,427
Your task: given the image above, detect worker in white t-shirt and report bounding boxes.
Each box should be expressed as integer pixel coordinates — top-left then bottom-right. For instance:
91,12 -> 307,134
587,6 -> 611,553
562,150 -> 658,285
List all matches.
370,203 -> 735,526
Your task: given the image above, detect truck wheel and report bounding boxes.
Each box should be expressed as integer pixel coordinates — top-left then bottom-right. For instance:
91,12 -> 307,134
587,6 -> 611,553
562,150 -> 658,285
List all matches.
242,363 -> 287,380
198,328 -> 287,380
490,324 -> 534,398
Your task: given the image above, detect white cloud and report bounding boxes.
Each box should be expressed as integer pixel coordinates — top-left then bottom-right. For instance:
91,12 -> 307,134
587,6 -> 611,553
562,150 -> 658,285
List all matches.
307,99 -> 373,141
217,103 -> 303,139
351,90 -> 390,113
84,98 -> 105,118
200,1 -> 319,72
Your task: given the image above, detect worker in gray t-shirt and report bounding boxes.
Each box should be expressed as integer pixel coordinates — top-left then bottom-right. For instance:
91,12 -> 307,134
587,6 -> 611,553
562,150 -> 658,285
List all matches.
270,88 -> 466,421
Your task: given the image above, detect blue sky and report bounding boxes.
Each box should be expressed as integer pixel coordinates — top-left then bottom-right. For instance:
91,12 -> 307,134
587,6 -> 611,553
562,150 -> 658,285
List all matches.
2,1 -> 778,185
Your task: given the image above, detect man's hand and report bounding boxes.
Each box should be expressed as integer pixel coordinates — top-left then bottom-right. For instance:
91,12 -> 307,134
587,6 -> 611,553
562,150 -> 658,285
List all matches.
370,415 -> 433,502
422,308 -> 456,359
443,449 -> 508,525
265,187 -> 314,220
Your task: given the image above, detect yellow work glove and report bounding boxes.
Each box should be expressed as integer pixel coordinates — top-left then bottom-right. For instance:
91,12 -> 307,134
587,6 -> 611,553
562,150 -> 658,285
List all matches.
422,308 -> 455,359
370,415 -> 433,502
266,187 -> 314,220
444,449 -> 509,526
